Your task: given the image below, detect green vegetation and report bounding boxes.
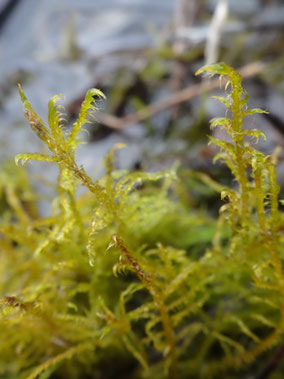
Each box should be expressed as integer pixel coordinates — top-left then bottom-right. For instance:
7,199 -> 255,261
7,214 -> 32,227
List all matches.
0,63 -> 283,378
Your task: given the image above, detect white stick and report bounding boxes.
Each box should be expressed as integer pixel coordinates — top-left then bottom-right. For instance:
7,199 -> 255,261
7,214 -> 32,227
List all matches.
205,0 -> 228,65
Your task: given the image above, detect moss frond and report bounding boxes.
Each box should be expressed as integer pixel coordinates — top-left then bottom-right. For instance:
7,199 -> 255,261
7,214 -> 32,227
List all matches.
0,65 -> 283,378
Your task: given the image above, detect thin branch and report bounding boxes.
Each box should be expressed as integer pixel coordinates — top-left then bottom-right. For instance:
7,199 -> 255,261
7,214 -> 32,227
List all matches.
255,343 -> 284,379
205,0 -> 228,65
95,61 -> 265,130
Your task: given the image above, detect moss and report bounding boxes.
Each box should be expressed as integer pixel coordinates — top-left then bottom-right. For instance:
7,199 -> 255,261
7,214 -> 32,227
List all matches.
0,63 -> 283,378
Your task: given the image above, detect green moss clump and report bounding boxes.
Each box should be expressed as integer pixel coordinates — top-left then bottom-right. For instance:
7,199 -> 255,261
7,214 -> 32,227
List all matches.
0,63 -> 283,379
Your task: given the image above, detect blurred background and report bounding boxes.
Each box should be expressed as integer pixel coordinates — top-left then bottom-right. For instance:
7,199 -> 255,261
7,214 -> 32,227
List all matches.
0,0 -> 283,198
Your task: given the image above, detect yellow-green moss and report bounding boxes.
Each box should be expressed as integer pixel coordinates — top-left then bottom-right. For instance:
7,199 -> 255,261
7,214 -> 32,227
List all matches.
0,63 -> 283,379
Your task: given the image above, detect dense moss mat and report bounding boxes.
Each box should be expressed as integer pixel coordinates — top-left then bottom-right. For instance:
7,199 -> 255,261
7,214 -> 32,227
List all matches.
0,63 -> 283,379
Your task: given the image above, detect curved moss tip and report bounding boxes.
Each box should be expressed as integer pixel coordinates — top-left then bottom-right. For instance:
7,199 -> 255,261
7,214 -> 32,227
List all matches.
87,88 -> 106,100
195,62 -> 232,77
17,82 -> 27,103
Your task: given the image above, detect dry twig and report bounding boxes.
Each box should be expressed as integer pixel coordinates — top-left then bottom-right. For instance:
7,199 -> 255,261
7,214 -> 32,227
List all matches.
95,61 -> 265,130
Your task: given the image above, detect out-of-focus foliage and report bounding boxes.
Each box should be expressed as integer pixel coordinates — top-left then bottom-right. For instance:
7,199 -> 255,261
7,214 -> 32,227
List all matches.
0,63 -> 283,379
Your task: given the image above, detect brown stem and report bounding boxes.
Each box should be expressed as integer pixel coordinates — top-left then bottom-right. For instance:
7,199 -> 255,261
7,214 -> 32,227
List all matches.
255,343 -> 284,379
112,235 -> 177,377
